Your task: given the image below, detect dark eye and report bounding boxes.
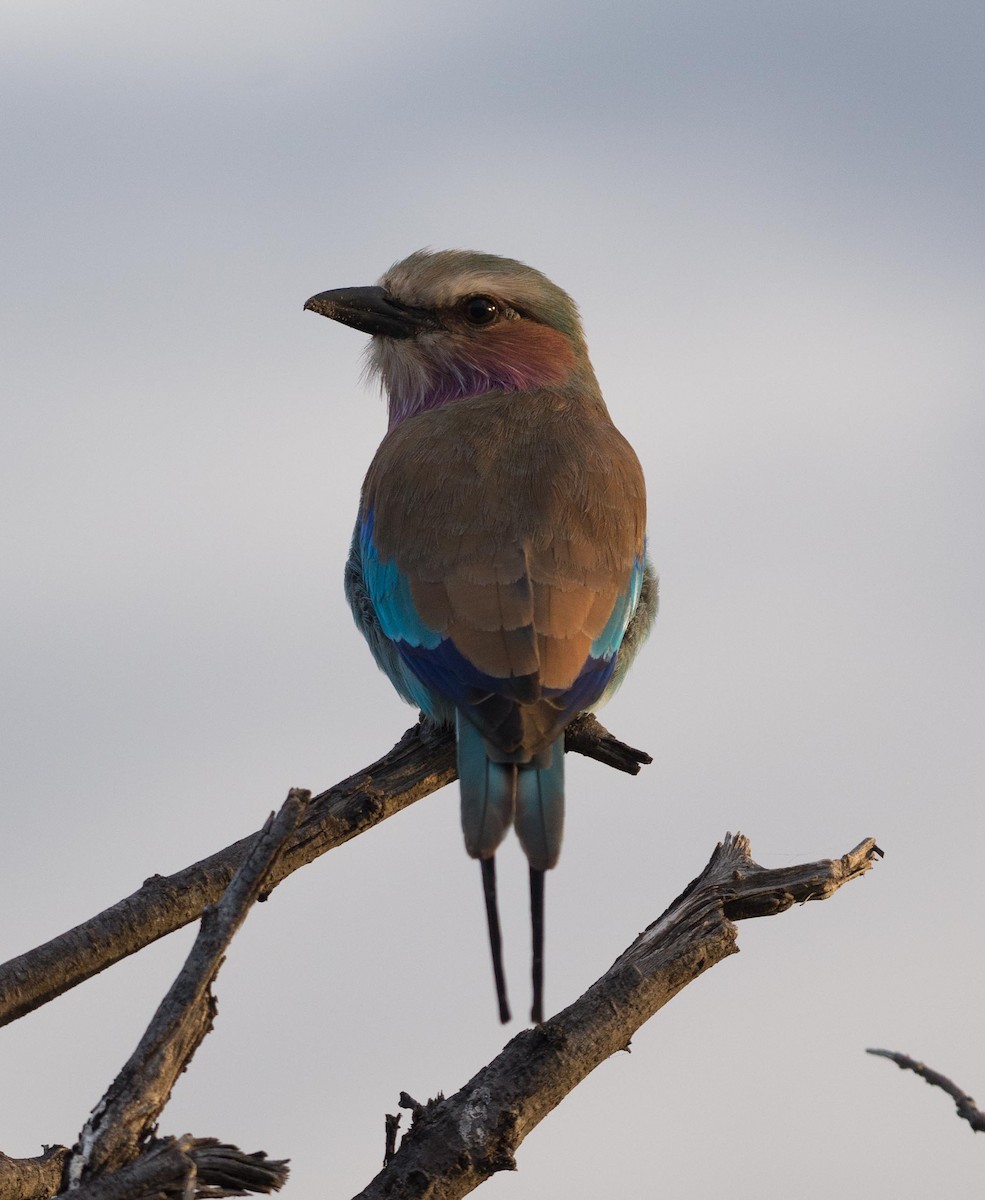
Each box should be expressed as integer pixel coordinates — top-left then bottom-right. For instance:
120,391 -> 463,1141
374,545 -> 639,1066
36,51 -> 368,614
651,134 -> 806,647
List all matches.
463,295 -> 499,325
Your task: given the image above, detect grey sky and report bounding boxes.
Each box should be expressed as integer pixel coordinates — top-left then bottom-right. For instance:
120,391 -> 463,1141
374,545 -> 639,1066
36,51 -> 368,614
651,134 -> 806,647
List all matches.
2,3 -> 983,1196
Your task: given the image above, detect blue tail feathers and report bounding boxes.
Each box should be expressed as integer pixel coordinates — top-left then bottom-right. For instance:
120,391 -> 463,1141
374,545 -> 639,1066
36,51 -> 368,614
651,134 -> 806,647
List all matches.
457,714 -> 516,859
514,738 -> 564,871
457,714 -> 564,869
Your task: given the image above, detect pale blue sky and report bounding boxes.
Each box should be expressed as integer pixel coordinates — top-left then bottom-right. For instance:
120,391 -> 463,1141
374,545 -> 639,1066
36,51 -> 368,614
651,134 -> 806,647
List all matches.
2,4 -> 984,1196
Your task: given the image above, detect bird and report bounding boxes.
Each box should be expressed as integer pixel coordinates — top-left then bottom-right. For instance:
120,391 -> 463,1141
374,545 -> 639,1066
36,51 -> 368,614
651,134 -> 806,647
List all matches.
305,249 -> 656,1023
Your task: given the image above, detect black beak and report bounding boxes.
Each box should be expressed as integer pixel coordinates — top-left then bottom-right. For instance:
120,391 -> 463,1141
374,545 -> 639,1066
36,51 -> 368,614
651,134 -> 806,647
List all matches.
303,286 -> 436,340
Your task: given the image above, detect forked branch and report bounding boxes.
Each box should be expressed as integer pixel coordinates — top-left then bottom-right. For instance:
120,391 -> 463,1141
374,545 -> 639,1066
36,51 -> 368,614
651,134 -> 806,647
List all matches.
0,716 -> 645,1029
0,733 -> 879,1200
61,791 -> 305,1198
0,790 -> 301,1200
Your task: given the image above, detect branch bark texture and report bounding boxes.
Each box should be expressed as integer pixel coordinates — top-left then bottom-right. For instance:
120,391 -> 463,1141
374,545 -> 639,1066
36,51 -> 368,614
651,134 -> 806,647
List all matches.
68,791 -> 305,1189
354,835 -> 880,1200
0,1147 -> 70,1200
65,1137 -> 288,1200
0,716 -> 644,1029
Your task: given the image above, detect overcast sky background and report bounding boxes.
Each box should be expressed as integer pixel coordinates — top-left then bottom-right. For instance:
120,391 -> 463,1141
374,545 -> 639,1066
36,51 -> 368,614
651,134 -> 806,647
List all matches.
2,3 -> 984,1196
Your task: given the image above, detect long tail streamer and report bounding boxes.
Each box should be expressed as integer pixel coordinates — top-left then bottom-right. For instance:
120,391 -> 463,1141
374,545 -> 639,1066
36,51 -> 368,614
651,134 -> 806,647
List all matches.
481,856 -> 511,1023
530,866 -> 545,1024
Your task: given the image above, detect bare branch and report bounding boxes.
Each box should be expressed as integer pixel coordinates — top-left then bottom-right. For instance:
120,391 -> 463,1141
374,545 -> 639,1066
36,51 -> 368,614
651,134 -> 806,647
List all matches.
68,790 -> 306,1188
564,713 -> 652,774
0,1146 -> 70,1200
63,1137 -> 288,1200
0,718 -> 649,1028
187,1138 -> 289,1195
355,833 -> 881,1200
383,1116 -> 401,1168
867,1048 -> 985,1134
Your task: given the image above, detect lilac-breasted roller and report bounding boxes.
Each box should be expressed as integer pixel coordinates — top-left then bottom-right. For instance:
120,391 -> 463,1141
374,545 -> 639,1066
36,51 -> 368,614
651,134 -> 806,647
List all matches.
305,250 -> 656,1023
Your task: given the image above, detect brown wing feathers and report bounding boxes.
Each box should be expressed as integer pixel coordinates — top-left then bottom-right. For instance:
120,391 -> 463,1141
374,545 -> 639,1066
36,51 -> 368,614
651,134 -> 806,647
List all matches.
363,391 -> 645,756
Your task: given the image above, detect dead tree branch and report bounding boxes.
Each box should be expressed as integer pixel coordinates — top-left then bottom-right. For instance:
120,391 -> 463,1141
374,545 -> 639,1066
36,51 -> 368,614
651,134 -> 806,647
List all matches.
867,1048 -> 985,1134
2,1114 -> 292,1198
64,790 -> 306,1194
0,716 -> 646,1029
62,1137 -> 288,1200
353,834 -> 881,1200
0,1148 -> 70,1200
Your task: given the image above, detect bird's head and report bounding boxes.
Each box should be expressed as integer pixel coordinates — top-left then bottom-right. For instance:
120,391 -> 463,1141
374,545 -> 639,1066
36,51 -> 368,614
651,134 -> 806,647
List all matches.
305,249 -> 593,428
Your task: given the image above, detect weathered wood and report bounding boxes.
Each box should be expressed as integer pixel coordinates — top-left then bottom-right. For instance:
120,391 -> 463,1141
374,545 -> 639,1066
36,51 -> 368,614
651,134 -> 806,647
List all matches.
0,717 -> 648,1028
67,792 -> 305,1189
0,829 -> 877,1200
353,835 -> 881,1200
62,1137 -> 288,1200
0,1146 -> 69,1200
